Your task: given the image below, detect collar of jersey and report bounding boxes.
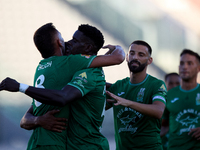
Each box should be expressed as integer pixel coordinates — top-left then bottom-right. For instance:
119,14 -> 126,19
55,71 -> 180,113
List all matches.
129,74 -> 149,86
179,84 -> 199,92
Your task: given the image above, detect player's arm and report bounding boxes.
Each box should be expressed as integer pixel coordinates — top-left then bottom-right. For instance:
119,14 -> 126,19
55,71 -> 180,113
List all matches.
20,105 -> 67,132
20,105 -> 38,130
0,77 -> 83,106
106,91 -> 165,119
160,119 -> 169,137
89,45 -> 125,68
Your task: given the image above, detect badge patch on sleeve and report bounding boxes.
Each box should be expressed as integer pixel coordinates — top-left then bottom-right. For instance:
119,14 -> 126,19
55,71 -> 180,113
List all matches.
81,54 -> 91,58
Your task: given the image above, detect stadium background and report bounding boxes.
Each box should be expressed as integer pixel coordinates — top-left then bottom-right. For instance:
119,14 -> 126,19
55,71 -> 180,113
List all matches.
0,0 -> 200,149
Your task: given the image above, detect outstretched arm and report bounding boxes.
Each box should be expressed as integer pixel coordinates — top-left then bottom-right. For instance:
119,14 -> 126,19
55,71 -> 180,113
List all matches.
106,91 -> 165,119
20,105 -> 67,132
89,45 -> 125,68
0,77 -> 82,106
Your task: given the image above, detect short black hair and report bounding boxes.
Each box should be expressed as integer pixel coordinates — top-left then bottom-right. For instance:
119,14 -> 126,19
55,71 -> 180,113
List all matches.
165,72 -> 179,82
78,24 -> 104,51
33,23 -> 58,58
180,49 -> 200,63
130,40 -> 152,55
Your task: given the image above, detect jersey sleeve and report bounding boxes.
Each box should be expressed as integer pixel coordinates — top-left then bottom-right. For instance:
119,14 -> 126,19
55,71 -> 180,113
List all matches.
152,80 -> 167,105
67,69 -> 96,97
68,54 -> 96,68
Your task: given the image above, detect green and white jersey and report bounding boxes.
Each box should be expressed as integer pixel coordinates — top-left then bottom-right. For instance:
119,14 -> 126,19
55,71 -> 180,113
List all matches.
107,74 -> 167,150
27,54 -> 96,150
163,84 -> 200,150
67,68 -> 109,150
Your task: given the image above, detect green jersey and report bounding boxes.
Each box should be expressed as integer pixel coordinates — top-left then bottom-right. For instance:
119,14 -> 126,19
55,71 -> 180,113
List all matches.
163,84 -> 200,150
67,68 -> 109,150
27,54 -> 96,150
107,74 -> 167,150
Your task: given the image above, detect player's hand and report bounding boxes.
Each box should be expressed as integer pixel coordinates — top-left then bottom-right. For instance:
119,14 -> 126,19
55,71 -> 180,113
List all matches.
102,44 -> 118,55
0,77 -> 20,92
188,127 -> 200,140
37,110 -> 67,133
106,91 -> 130,107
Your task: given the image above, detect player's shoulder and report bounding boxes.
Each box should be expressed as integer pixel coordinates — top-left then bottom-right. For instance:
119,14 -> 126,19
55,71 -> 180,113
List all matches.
147,74 -> 165,84
111,77 -> 129,88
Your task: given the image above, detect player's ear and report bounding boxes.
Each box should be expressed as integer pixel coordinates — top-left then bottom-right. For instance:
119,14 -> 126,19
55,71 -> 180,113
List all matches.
58,39 -> 64,48
148,57 -> 153,65
126,53 -> 129,62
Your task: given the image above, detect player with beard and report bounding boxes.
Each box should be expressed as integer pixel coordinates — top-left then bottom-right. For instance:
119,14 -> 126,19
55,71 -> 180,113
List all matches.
106,40 -> 167,150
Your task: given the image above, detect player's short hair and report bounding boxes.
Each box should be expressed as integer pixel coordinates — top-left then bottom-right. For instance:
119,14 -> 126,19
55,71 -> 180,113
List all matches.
78,24 -> 104,52
180,49 -> 200,63
165,72 -> 179,82
130,40 -> 152,55
33,23 -> 58,58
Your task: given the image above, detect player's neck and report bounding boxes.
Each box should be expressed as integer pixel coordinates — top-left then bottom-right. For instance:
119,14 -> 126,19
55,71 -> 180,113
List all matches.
129,71 -> 147,84
181,79 -> 198,90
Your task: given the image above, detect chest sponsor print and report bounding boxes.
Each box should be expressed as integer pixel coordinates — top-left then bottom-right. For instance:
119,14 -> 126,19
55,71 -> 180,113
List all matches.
117,107 -> 143,134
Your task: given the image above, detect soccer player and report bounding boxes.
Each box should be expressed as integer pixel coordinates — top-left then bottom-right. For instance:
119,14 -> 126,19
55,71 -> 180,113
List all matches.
161,73 -> 180,150
162,49 -> 200,150
105,40 -> 167,150
0,23 -> 125,150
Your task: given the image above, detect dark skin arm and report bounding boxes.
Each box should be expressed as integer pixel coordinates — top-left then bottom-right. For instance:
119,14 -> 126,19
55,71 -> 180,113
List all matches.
20,105 -> 67,132
160,119 -> 169,137
89,45 -> 125,68
0,77 -> 82,106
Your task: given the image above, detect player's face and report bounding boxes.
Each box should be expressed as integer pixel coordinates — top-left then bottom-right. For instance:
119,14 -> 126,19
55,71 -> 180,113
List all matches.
65,30 -> 89,55
179,54 -> 200,81
165,75 -> 181,91
127,44 -> 152,73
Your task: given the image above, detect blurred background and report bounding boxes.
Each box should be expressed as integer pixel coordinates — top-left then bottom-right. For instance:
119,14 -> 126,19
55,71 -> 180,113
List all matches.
0,0 -> 200,149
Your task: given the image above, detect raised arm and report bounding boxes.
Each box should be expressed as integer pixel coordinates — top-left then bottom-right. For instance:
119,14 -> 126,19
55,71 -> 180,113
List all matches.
89,45 -> 125,68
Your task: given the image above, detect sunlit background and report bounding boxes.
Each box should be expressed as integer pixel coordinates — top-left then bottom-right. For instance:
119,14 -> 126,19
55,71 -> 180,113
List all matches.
0,0 -> 200,149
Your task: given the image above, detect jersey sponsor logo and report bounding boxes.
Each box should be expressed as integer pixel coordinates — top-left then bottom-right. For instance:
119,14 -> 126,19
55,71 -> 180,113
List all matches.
196,93 -> 200,105
171,97 -> 179,103
136,88 -> 145,102
81,54 -> 91,58
117,107 -> 143,134
117,92 -> 125,96
175,109 -> 200,135
79,72 -> 87,79
179,124 -> 196,135
179,116 -> 198,126
38,61 -> 52,70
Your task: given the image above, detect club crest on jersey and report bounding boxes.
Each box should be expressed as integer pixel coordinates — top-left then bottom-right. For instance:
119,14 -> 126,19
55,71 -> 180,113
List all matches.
81,54 -> 91,58
79,72 -> 87,79
136,88 -> 145,102
196,93 -> 200,105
